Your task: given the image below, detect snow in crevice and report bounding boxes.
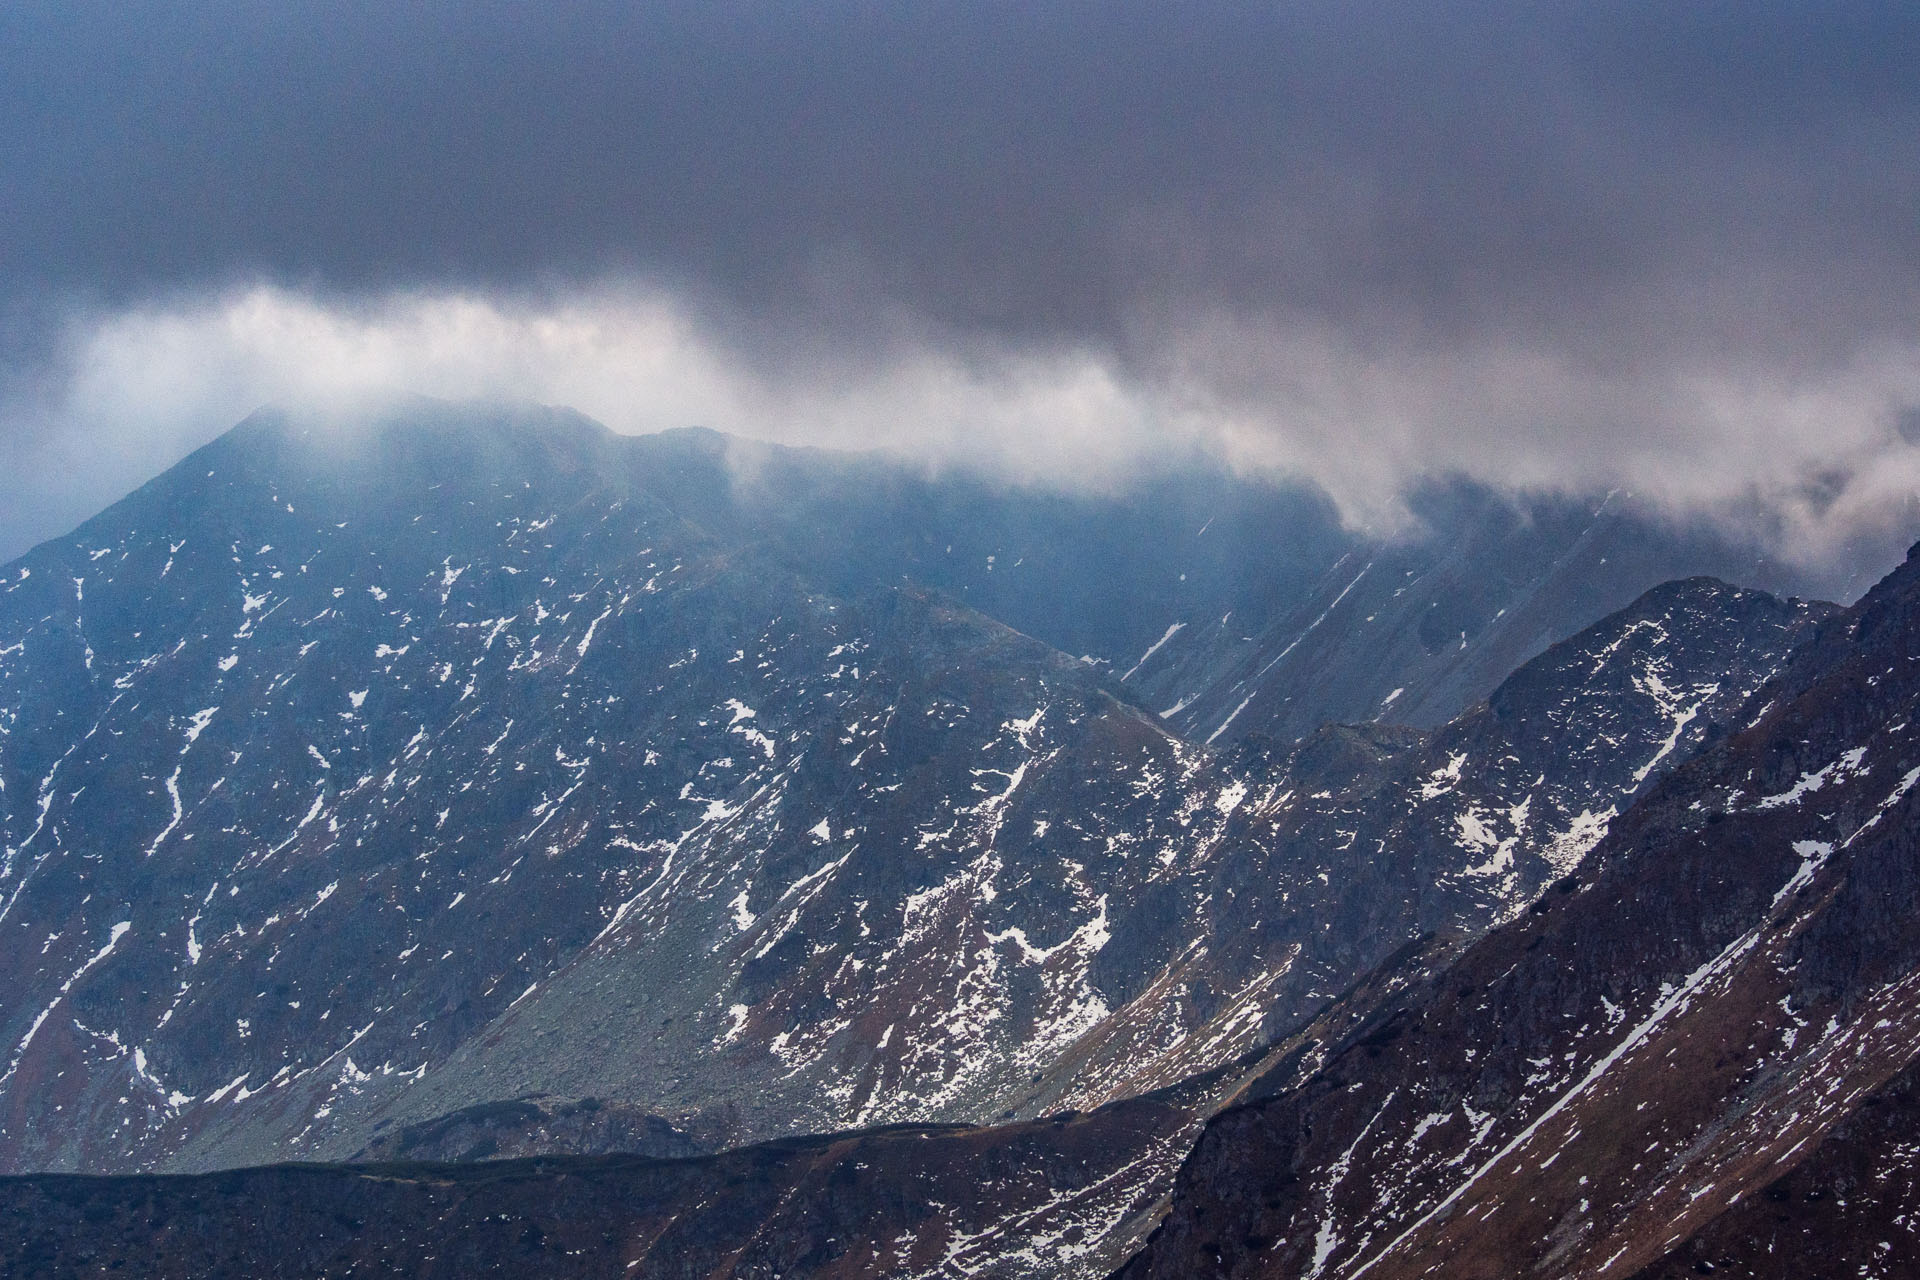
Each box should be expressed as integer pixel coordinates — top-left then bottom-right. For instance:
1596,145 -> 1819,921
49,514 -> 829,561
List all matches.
1756,746 -> 1870,811
1628,668 -> 1718,786
0,921 -> 132,1089
1208,557 -> 1373,745
1122,622 -> 1185,682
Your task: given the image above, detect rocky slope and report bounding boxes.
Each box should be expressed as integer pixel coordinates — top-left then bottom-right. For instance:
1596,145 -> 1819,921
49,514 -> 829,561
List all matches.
0,403 -> 1822,1177
536,426 -> 1852,747
0,941 -> 1446,1280
1627,1053 -> 1920,1277
1112,480 -> 1844,746
0,540 -> 1889,1278
1017,575 -> 1829,1117
1119,541 -> 1920,1279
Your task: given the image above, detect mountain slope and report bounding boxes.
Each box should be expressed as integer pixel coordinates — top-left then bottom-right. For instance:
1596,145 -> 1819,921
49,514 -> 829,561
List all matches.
1129,482 -> 1829,746
0,935 -> 1449,1280
1023,576 -> 1828,1115
0,403 -> 1828,1179
1118,542 -> 1920,1279
539,426 -> 1853,745
0,402 -> 1225,1170
1626,1052 -> 1920,1277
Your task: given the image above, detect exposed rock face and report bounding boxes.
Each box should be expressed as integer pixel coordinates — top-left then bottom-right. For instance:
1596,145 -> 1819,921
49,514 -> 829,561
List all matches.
0,403 -> 1819,1178
1119,544 -> 1920,1279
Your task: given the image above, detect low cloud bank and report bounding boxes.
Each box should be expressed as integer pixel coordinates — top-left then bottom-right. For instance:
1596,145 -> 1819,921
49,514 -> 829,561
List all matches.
4,5 -> 1917,570
3,283 -> 1916,576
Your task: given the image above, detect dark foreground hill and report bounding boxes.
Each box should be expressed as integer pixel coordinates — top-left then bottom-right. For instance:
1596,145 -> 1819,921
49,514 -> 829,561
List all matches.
0,950 -> 1438,1280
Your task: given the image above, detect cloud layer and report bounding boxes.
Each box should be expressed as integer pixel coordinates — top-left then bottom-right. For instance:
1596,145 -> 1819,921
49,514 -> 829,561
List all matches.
2,2 -> 1917,563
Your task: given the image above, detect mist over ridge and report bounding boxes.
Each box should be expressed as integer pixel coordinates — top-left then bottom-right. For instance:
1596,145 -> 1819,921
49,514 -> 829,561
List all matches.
2,3 -> 1917,573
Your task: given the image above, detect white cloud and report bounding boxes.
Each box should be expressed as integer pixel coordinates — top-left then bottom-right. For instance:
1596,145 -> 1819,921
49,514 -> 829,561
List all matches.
4,282 -> 1918,569
1149,308 -> 1920,559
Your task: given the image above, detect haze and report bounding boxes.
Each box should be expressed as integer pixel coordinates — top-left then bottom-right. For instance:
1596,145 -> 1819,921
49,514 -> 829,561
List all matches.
2,1 -> 1916,572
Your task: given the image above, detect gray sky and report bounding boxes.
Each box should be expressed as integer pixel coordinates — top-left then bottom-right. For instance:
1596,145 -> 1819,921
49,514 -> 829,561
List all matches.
3,1 -> 1918,565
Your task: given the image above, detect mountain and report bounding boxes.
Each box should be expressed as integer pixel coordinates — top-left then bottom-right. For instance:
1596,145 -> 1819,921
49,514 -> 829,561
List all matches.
1017,573 -> 1828,1117
0,949 -> 1447,1280
0,544 -> 1901,1276
1119,541 -> 1920,1277
536,425 -> 1855,747
1128,482 -> 1832,746
0,402 -> 1825,1180
1,401 -> 1216,1170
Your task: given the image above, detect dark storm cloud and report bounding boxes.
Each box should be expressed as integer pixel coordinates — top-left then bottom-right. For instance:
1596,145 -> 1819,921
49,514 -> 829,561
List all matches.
1,1 -> 1918,568
3,0 -> 1914,352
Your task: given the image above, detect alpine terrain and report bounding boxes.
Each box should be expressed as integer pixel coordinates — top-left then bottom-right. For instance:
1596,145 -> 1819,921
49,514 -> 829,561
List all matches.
0,399 -> 1906,1279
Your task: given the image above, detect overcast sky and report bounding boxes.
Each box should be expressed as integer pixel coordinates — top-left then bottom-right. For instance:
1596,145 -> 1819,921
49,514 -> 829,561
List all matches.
2,1 -> 1917,566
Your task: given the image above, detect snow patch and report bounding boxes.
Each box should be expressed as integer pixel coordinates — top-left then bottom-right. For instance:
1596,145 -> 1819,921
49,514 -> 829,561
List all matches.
1122,622 -> 1185,681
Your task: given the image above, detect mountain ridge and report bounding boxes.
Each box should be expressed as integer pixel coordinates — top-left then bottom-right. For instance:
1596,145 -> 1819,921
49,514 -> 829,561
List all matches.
0,402 -> 1829,1179
1116,540 -> 1920,1278
0,400 -> 1906,1276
